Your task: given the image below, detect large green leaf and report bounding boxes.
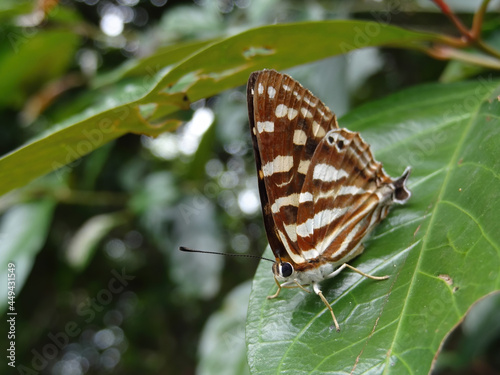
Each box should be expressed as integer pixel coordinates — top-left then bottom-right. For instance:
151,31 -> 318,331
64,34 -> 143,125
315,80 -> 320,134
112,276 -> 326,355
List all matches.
0,20 -> 440,197
246,78 -> 500,375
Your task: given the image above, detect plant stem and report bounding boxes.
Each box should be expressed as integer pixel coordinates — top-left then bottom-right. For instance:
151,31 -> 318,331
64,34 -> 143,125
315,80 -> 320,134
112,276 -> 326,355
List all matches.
431,0 -> 500,68
476,39 -> 500,60
471,0 -> 492,38
431,0 -> 472,40
426,45 -> 500,70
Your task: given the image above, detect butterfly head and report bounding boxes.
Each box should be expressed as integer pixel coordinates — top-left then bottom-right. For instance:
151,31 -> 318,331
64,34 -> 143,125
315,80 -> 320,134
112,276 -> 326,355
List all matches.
272,260 -> 295,282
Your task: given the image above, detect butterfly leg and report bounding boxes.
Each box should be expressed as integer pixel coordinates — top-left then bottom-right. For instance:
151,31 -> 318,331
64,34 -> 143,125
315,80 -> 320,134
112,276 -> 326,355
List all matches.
268,278 -> 312,299
293,280 -> 312,294
267,277 -> 282,299
343,263 -> 389,280
313,283 -> 340,332
325,263 -> 389,281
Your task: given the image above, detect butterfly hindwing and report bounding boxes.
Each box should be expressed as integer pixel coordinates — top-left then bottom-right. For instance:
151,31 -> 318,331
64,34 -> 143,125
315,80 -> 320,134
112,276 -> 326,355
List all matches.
296,128 -> 397,263
247,70 -> 338,265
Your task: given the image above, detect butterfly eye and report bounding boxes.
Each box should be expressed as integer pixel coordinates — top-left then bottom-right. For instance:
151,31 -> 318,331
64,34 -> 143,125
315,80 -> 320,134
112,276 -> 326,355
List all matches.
337,140 -> 344,150
279,262 -> 294,278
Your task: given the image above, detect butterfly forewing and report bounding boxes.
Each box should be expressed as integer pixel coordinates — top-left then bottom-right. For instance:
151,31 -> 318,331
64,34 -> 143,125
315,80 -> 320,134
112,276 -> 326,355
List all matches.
248,71 -> 338,265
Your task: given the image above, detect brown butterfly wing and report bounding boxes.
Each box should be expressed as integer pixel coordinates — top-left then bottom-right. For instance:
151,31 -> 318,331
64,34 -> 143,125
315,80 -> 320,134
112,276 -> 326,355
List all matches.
296,128 -> 411,264
247,70 -> 338,265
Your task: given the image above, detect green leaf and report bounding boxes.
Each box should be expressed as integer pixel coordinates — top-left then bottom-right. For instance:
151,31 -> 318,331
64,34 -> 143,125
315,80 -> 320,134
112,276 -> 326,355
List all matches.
0,28 -> 80,108
198,281 -> 252,375
92,39 -> 217,88
246,78 -> 500,374
0,20 -> 439,197
0,199 -> 56,313
65,211 -> 127,271
140,20 -> 438,121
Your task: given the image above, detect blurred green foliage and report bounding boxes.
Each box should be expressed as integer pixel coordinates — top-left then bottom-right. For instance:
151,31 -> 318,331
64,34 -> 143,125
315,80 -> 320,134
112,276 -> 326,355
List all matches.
0,1 -> 499,375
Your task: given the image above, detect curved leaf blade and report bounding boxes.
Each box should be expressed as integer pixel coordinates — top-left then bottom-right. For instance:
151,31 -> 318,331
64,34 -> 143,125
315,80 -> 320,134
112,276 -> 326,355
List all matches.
141,20 -> 438,118
0,20 -> 439,197
246,78 -> 500,375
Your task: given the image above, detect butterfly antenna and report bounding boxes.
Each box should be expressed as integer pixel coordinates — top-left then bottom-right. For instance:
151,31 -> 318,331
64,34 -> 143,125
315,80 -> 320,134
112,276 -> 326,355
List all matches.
179,246 -> 275,263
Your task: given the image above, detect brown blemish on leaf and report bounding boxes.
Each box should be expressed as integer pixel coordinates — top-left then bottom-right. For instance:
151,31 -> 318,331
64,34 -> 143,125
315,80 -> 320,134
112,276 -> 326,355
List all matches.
438,274 -> 453,286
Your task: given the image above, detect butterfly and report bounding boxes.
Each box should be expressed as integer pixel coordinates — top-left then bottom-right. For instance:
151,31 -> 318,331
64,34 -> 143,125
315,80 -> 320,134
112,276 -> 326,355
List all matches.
247,69 -> 411,331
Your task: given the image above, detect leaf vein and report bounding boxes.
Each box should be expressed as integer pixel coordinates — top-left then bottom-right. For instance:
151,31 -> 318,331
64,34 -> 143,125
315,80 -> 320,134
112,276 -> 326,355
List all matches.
440,200 -> 500,256
382,80 -> 497,374
459,161 -> 500,181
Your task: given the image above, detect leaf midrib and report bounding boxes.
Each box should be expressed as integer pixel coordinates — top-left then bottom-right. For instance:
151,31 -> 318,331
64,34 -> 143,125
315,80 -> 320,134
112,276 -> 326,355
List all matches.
269,241 -> 418,375
268,86 -> 495,374
382,82 -> 497,374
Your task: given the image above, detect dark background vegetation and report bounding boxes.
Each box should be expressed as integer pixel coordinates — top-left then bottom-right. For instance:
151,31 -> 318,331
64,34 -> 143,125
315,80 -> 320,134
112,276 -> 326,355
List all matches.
0,0 -> 499,374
